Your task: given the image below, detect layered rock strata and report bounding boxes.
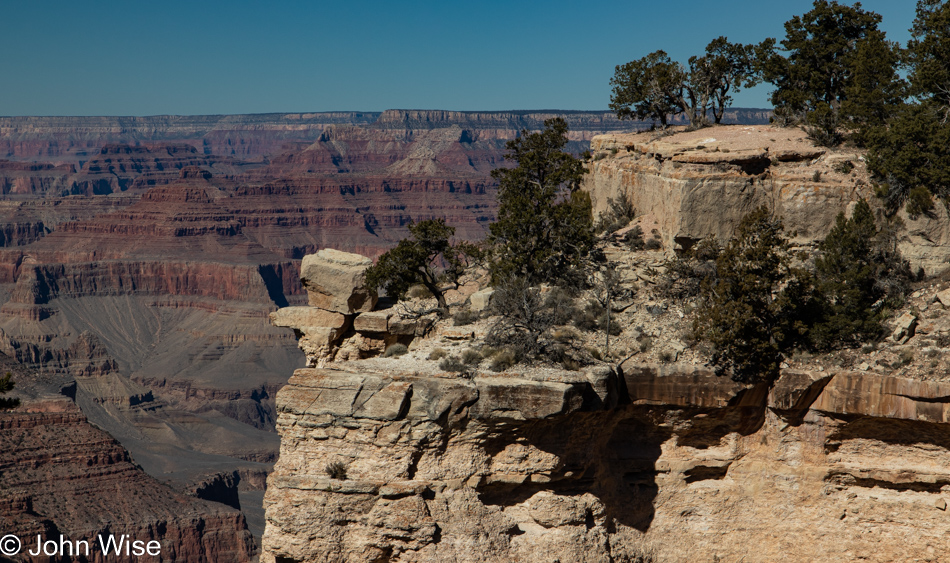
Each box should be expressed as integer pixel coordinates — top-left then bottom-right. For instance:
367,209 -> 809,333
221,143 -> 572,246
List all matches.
270,249 -> 422,363
261,360 -> 950,563
0,396 -> 256,562
583,125 -> 950,274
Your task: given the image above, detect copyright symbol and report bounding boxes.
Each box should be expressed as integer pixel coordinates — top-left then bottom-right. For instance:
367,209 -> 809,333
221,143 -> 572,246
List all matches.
0,534 -> 20,556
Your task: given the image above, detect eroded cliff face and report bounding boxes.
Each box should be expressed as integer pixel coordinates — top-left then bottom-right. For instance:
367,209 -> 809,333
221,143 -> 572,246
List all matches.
0,397 -> 256,563
583,125 -> 950,274
261,361 -> 950,563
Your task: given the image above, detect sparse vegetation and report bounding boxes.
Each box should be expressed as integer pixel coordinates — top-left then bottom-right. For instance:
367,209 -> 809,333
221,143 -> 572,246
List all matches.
325,461 -> 348,480
439,356 -> 468,373
0,372 -> 19,410
428,348 -> 448,361
382,343 -> 408,358
596,193 -> 636,234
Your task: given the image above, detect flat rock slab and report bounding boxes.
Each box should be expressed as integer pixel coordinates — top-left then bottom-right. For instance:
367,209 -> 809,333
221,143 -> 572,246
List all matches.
353,310 -> 393,333
622,362 -> 764,408
270,306 -> 348,330
812,371 -> 950,422
471,377 -> 583,420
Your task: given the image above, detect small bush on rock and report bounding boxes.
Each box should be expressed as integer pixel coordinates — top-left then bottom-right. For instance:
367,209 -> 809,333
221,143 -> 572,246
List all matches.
453,309 -> 478,326
325,461 -> 348,480
439,356 -> 467,373
461,348 -> 482,365
428,347 -> 447,361
624,225 -> 645,250
383,343 -> 408,358
489,349 -> 518,372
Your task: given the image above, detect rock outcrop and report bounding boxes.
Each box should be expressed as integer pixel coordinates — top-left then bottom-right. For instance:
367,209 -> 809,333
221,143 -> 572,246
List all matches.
583,125 -> 950,274
261,359 -> 950,563
270,250 -> 422,363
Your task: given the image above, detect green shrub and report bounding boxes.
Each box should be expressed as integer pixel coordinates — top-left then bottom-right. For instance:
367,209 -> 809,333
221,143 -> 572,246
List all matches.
489,349 -> 518,372
439,356 -> 468,373
461,348 -> 482,365
834,160 -> 855,174
906,186 -> 935,219
325,461 -> 348,480
623,225 -> 645,250
595,193 -> 636,234
645,237 -> 662,250
383,343 -> 408,358
453,309 -> 478,326
562,358 -> 581,371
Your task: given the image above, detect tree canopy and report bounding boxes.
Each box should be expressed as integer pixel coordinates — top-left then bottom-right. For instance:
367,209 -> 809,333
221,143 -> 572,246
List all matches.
364,218 -> 473,314
488,117 -> 593,285
610,39 -> 761,129
866,1 -> 950,213
759,0 -> 902,145
693,208 -> 811,384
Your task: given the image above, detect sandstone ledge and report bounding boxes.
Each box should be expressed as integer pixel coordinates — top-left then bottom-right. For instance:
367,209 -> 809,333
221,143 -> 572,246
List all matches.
262,362 -> 950,562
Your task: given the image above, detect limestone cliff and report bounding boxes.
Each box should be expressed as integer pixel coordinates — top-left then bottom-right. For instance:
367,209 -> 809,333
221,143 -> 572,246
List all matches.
583,125 -> 950,275
260,359 -> 950,563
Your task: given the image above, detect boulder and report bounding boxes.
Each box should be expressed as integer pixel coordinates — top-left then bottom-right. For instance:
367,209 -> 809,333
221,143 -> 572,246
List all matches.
300,249 -> 377,314
890,312 -> 918,344
936,287 -> 950,308
388,317 -> 418,335
353,310 -> 393,333
269,306 -> 348,330
470,288 -> 495,312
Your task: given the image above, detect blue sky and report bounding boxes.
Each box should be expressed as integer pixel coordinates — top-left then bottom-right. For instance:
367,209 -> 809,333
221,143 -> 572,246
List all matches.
0,1 -> 918,116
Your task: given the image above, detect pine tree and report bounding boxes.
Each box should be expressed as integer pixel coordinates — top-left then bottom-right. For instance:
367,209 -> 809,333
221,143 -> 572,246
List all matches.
694,208 -> 812,384
488,118 -> 593,286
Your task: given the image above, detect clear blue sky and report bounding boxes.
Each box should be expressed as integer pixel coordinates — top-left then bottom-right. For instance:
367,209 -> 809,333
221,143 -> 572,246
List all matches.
0,0 -> 917,116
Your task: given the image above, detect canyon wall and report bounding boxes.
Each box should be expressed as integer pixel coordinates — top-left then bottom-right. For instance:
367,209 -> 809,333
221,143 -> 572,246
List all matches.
4,109 -> 767,554
260,362 -> 950,563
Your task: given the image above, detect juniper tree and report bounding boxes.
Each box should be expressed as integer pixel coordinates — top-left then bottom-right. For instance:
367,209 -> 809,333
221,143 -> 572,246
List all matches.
811,200 -> 886,347
365,218 -> 475,315
759,1 -> 899,144
868,0 -> 950,212
694,208 -> 813,384
488,117 -> 593,286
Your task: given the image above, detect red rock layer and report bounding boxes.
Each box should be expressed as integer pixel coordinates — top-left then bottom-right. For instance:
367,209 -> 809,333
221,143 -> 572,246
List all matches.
0,398 -> 256,562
